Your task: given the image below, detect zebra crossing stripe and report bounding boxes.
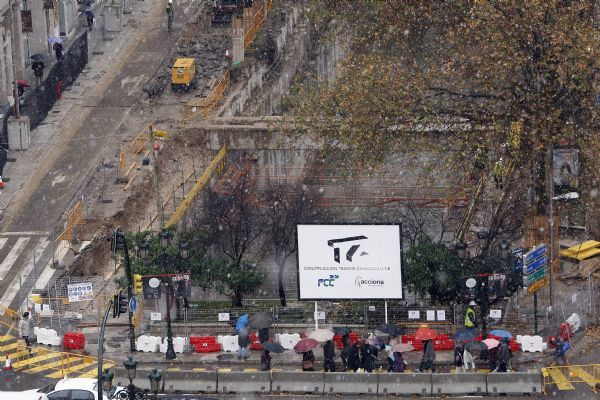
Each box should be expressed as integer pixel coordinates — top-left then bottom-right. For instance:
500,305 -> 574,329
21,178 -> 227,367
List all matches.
0,237 -> 30,280
0,239 -> 50,309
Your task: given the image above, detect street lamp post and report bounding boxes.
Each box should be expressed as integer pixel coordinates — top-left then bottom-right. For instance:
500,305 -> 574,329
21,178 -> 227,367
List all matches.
164,279 -> 176,360
123,356 -> 138,400
148,368 -> 163,399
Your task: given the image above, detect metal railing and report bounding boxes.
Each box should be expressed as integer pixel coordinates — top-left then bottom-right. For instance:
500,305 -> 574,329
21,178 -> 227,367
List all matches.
183,70 -> 231,121
54,199 -> 85,260
542,364 -> 600,394
164,144 -> 228,228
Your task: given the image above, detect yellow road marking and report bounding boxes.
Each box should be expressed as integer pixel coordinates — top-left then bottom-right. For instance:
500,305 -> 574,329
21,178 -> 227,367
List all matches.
193,368 -> 207,372
46,361 -> 95,379
244,368 -> 257,372
13,352 -> 62,369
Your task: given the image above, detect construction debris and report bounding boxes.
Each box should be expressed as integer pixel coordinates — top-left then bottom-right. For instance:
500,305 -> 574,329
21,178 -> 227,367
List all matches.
560,258 -> 600,280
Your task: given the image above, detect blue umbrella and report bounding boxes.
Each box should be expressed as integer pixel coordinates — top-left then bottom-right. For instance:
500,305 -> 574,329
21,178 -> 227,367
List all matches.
236,314 -> 249,333
455,329 -> 478,342
490,329 -> 512,339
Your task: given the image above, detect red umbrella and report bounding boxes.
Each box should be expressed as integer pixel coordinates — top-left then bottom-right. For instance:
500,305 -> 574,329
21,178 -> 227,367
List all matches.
16,80 -> 30,87
415,327 -> 437,341
293,338 -> 319,353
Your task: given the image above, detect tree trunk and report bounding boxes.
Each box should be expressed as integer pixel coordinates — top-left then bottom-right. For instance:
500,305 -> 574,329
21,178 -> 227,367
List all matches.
276,251 -> 287,306
233,291 -> 243,307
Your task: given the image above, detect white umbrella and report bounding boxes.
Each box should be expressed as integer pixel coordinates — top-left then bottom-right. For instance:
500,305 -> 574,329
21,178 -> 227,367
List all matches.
308,329 -> 334,342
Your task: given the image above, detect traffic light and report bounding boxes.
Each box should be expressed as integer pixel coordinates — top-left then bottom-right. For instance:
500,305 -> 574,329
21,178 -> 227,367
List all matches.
110,229 -> 126,252
112,290 -> 129,318
133,274 -> 143,295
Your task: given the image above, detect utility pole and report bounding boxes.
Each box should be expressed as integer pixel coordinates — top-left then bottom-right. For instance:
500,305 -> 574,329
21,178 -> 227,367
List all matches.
9,0 -> 20,119
546,145 -> 555,310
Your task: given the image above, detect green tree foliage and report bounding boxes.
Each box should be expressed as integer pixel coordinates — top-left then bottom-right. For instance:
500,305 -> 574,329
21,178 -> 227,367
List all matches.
404,236 -> 473,303
291,0 -> 600,212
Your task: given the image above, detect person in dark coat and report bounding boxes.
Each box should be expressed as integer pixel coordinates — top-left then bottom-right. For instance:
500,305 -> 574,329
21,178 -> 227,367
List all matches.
32,61 -> 44,87
258,328 -> 269,344
260,349 -> 271,371
340,334 -> 350,370
418,339 -> 436,372
237,328 -> 249,360
361,343 -> 376,372
85,8 -> 95,30
454,343 -> 465,373
347,342 -> 361,372
53,42 -> 63,61
302,350 -> 315,371
489,345 -> 499,372
497,340 -> 510,372
323,340 -> 336,372
391,351 -> 405,372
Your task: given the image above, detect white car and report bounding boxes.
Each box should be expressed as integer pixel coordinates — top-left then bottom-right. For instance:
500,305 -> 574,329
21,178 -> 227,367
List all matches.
1,378 -> 124,400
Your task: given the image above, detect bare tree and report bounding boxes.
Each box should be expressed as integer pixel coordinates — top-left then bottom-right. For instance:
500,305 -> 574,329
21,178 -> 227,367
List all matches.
262,181 -> 329,306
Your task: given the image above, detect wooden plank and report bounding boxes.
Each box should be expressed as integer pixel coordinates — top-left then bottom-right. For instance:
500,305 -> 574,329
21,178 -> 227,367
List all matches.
561,248 -> 600,261
546,368 -> 575,390
560,240 -> 600,256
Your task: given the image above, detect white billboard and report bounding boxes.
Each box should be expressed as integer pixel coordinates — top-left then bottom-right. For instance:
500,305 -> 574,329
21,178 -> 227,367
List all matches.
297,224 -> 402,300
67,282 -> 94,303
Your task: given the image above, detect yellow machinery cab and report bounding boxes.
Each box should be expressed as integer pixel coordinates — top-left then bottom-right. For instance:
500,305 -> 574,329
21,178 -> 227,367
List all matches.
171,58 -> 197,92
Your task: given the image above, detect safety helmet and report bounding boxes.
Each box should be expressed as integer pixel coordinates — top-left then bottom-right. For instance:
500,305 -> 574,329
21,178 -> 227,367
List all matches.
468,300 -> 476,306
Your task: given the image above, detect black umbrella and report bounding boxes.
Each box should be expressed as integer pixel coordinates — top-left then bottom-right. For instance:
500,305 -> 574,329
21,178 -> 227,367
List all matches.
465,340 -> 488,352
376,323 -> 403,336
248,313 -> 273,329
262,342 -> 285,354
30,53 -> 47,62
539,326 -> 560,337
333,327 -> 351,336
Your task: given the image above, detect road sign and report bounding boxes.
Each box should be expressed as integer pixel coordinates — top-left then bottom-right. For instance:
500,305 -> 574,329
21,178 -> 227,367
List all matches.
524,267 -> 547,286
129,296 -> 138,312
523,244 -> 546,265
527,276 -> 549,295
523,255 -> 546,274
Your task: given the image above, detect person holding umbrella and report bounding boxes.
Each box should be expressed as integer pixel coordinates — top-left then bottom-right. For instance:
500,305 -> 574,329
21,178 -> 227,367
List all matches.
418,339 -> 436,372
497,338 -> 510,372
323,339 -> 336,372
237,327 -> 250,360
463,346 -> 476,371
31,57 -> 45,87
347,340 -> 361,372
454,343 -> 465,373
361,340 -> 376,373
302,350 -> 315,371
390,350 -> 406,373
260,349 -> 271,371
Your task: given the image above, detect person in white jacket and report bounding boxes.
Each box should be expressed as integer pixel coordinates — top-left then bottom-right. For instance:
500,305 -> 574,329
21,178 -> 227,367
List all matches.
463,347 -> 476,371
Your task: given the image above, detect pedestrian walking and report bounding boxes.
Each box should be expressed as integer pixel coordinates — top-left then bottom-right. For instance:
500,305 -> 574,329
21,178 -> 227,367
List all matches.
258,327 -> 269,344
302,350 -> 315,371
454,344 -> 465,373
361,343 -> 376,373
552,337 -> 569,366
237,328 -> 249,360
32,61 -> 44,87
489,345 -> 499,372
166,0 -> 174,31
385,345 -> 395,372
390,351 -> 405,373
418,339 -> 436,372
497,339 -> 510,372
347,342 -> 361,372
323,339 -> 336,372
53,42 -> 63,61
18,312 -> 32,354
85,8 -> 95,30
464,301 -> 478,329
463,347 -> 476,371
260,349 -> 271,371
493,158 -> 506,189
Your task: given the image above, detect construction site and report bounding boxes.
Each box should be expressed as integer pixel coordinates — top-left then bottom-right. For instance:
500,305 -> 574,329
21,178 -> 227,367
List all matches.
0,0 -> 597,396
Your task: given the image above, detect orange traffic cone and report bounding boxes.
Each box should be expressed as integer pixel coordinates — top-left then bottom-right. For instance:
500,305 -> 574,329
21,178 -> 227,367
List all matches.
4,354 -> 12,371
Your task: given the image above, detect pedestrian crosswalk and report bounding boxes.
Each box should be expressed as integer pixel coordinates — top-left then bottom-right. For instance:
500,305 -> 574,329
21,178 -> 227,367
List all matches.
0,231 -> 56,312
0,333 -> 112,379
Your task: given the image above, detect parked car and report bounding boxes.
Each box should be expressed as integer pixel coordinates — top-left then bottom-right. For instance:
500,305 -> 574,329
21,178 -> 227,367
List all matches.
1,378 -> 123,400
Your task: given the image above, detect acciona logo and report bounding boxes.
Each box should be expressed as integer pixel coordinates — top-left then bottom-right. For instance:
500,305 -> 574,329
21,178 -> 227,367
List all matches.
354,276 -> 384,288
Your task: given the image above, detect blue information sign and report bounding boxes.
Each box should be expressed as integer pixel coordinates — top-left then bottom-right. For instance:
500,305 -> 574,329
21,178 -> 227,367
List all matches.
523,256 -> 546,275
523,244 -> 546,266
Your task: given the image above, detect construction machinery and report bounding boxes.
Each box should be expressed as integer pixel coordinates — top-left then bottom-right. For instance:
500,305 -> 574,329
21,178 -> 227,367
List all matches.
211,0 -> 253,25
171,58 -> 197,92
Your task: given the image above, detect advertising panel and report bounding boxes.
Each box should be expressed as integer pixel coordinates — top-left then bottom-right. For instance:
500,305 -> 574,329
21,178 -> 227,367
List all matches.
297,224 -> 402,300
